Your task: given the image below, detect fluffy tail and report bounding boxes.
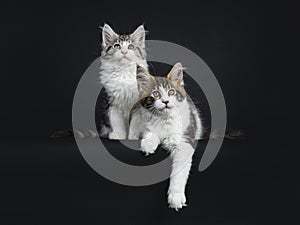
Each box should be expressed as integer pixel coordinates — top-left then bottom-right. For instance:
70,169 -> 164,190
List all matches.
201,128 -> 245,140
51,129 -> 100,138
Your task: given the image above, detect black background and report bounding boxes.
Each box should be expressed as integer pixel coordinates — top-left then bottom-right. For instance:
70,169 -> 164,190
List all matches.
0,1 -> 298,225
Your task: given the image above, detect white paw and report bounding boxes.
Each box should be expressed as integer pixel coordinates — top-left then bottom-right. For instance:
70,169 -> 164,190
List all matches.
128,132 -> 140,140
108,132 -> 126,140
168,192 -> 187,211
141,138 -> 158,156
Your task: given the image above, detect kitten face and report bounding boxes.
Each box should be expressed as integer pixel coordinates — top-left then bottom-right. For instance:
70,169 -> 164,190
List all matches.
101,24 -> 146,65
137,63 -> 186,113
149,78 -> 184,111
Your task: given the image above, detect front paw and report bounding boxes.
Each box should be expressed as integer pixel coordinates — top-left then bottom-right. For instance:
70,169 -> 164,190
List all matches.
168,192 -> 187,211
141,138 -> 158,156
108,132 -> 126,140
128,132 -> 140,140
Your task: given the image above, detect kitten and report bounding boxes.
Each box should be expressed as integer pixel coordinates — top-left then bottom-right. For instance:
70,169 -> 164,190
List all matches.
99,24 -> 148,139
131,63 -> 203,210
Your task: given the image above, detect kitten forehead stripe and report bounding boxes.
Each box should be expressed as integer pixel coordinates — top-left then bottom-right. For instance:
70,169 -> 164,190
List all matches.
119,34 -> 130,41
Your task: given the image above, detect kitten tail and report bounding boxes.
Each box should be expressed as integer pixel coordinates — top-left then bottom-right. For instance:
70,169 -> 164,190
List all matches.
51,129 -> 99,138
201,128 -> 245,140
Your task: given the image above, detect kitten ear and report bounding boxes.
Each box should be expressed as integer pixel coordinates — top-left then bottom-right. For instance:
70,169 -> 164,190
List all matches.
167,62 -> 184,86
136,65 -> 153,91
101,23 -> 118,47
131,25 -> 146,47
136,65 -> 152,82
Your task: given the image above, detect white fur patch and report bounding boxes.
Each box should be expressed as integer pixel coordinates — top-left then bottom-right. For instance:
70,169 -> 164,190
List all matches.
99,59 -> 148,138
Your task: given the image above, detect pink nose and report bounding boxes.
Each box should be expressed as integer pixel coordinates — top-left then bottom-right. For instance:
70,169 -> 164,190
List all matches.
162,100 -> 169,105
121,51 -> 128,55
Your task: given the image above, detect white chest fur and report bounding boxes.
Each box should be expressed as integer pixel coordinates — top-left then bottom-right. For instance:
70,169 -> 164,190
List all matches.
142,101 -> 191,141
100,63 -> 140,115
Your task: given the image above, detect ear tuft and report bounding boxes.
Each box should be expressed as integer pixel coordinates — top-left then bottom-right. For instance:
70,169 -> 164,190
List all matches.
136,64 -> 147,77
167,62 -> 184,86
136,65 -> 150,80
131,25 -> 146,47
101,23 -> 118,47
136,65 -> 153,92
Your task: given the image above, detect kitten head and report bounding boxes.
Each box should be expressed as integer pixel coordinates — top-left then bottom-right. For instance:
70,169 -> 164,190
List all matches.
101,23 -> 146,65
136,63 -> 186,113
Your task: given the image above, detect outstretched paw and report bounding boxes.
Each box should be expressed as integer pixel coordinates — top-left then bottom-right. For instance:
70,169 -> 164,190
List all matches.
168,192 -> 187,211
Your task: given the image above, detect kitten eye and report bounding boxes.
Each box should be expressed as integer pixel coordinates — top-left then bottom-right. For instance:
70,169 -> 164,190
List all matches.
152,91 -> 161,98
113,43 -> 121,49
128,44 -> 134,50
168,89 -> 176,96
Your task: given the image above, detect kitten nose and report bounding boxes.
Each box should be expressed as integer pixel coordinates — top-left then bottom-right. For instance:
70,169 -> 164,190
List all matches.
162,100 -> 169,105
121,51 -> 128,55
